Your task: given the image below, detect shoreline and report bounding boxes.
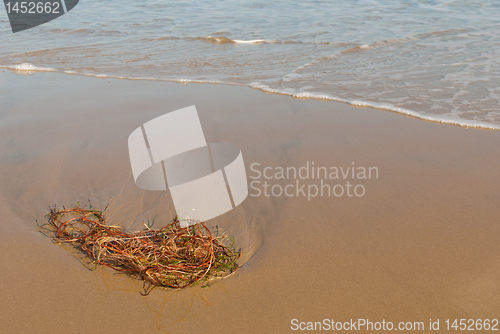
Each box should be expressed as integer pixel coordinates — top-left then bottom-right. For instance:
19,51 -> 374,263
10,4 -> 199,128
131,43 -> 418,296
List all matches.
1,70 -> 499,333
2,65 -> 499,131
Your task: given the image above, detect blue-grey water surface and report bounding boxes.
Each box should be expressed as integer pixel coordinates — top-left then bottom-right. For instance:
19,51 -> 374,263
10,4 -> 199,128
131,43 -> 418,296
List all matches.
1,0 -> 499,128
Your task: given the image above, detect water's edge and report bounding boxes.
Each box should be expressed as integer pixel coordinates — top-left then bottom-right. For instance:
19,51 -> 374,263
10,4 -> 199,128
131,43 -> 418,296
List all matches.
3,63 -> 499,131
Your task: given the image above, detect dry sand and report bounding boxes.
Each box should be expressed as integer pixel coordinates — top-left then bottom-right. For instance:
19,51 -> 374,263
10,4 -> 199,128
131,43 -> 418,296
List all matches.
0,70 -> 499,333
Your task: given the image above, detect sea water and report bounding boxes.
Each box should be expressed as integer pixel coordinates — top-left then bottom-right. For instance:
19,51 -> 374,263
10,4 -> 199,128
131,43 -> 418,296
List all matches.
1,0 -> 499,129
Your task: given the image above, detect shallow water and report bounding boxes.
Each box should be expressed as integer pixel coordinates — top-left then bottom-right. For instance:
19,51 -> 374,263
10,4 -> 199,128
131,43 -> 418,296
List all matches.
1,0 -> 499,128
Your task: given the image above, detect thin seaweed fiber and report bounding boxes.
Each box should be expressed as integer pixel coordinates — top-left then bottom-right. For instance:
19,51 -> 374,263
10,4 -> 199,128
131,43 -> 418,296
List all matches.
41,203 -> 240,294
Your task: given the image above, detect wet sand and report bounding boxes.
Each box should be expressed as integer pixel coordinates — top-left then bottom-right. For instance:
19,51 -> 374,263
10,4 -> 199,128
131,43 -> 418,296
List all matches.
0,70 -> 499,333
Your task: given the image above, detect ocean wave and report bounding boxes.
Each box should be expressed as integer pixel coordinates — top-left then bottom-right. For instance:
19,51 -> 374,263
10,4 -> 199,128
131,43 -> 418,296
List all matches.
193,36 -> 347,45
293,28 -> 471,73
194,36 -> 277,44
250,83 -> 500,130
2,63 -> 56,72
74,72 -> 230,85
140,35 -> 351,46
1,63 -> 234,85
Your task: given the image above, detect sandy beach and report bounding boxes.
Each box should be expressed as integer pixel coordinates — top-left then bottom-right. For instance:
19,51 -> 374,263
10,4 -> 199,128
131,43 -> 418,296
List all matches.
0,70 -> 499,333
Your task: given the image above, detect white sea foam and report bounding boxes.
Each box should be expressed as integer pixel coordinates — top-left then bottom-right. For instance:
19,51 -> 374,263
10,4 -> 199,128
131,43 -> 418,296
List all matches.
201,36 -> 276,44
251,83 -> 500,130
232,39 -> 275,44
2,63 -> 233,86
2,63 -> 56,72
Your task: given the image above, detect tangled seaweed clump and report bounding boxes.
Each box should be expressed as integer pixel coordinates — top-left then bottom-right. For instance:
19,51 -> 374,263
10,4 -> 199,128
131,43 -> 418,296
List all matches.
41,204 -> 240,294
